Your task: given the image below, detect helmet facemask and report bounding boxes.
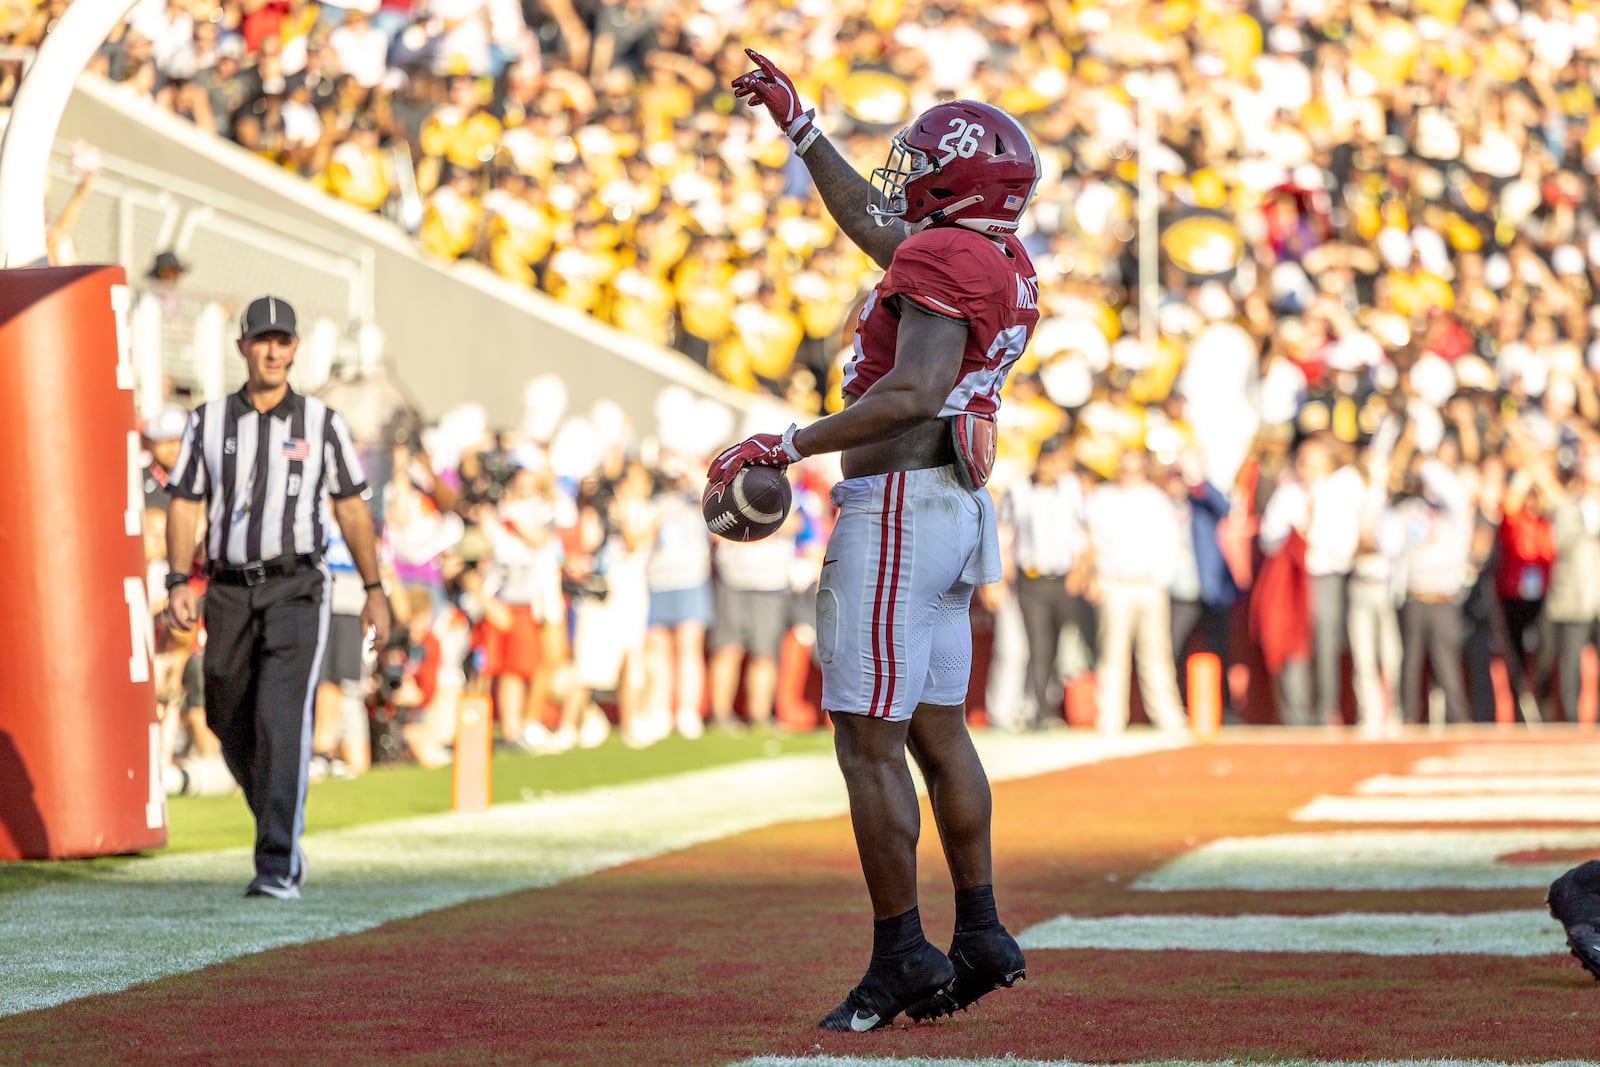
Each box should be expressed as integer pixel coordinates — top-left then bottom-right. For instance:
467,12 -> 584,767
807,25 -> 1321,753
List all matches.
867,130 -> 934,228
867,126 -> 999,233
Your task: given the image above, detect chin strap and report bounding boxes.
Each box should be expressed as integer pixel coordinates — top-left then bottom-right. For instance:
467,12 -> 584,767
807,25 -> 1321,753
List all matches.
906,194 -> 986,234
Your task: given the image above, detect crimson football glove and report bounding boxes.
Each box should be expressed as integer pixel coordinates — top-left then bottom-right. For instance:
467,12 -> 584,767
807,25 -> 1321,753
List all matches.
706,425 -> 805,491
731,48 -> 815,145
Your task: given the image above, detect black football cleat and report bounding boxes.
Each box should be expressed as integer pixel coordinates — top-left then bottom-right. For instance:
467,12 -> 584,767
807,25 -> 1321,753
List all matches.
818,941 -> 955,1031
906,925 -> 1027,1020
1564,921 -> 1600,981
1547,861 -> 1600,980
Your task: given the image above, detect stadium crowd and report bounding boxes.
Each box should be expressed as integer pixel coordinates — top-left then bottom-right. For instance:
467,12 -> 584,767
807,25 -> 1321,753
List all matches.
14,0 -> 1600,779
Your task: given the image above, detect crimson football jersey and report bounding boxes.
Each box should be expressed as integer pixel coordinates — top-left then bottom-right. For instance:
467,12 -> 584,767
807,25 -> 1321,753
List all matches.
841,226 -> 1040,418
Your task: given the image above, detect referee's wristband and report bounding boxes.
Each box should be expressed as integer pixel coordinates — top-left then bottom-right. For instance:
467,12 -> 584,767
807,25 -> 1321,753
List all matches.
363,580 -> 385,593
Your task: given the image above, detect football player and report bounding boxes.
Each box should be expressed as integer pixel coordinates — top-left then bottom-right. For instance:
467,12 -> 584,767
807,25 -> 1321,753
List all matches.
708,49 -> 1041,1030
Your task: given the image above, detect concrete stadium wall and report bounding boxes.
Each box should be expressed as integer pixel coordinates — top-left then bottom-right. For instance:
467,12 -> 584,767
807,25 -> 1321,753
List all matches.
54,75 -> 770,440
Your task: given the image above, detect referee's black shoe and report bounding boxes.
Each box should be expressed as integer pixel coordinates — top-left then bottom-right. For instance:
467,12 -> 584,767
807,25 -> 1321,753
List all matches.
292,847 -> 308,891
244,875 -> 300,900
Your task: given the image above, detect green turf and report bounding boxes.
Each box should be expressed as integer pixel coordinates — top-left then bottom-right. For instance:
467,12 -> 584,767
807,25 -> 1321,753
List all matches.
0,727 -> 835,895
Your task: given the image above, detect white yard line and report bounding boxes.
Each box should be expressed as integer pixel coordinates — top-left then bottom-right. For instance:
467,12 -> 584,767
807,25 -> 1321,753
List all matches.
1133,829 -> 1600,892
1292,795 -> 1600,824
1354,774 -> 1600,796
0,731 -> 1181,1018
1016,909 -> 1564,956
1411,748 -> 1600,776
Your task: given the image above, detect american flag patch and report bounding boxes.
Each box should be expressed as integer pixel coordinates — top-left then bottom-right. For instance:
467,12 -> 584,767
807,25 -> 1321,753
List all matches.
1003,194 -> 1024,210
281,438 -> 311,461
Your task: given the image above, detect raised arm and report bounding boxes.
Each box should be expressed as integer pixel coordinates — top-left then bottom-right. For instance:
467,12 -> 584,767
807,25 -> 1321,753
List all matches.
732,49 -> 908,269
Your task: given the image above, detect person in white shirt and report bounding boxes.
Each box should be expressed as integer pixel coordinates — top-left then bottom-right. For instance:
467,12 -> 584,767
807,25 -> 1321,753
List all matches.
1083,449 -> 1187,733
1258,433 -> 1365,725
995,438 -> 1093,730
328,8 -> 391,90
643,463 -> 714,741
1346,443 -> 1406,737
1397,456 -> 1476,725
707,504 -> 800,734
1537,437 -> 1600,724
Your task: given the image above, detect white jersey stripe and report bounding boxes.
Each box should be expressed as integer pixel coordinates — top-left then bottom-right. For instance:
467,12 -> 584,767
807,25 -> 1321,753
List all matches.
258,412 -> 289,561
224,414 -> 257,564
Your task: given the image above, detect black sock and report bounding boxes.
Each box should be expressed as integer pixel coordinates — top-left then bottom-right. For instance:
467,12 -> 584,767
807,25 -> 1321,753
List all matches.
954,885 -> 999,934
872,906 -> 926,961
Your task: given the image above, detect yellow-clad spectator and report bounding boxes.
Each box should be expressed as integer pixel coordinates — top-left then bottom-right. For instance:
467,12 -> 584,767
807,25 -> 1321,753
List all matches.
499,109 -> 563,184
324,117 -> 394,213
598,154 -> 664,225
636,201 -> 692,269
994,372 -> 1068,476
715,279 -> 804,394
419,74 -> 503,192
1384,259 -> 1455,318
1210,4 -> 1262,80
637,60 -> 697,146
790,244 -> 862,384
1353,5 -> 1422,88
483,170 -> 556,287
574,119 -> 630,186
543,221 -> 619,316
671,235 -> 737,370
605,245 -> 676,348
418,166 -> 484,261
1079,369 -> 1149,453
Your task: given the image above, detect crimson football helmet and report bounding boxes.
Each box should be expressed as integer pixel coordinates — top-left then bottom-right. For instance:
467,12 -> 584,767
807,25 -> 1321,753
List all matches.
868,100 -> 1040,236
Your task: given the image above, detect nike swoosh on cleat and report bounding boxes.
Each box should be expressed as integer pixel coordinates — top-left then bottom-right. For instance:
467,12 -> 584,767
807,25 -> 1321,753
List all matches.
849,1010 -> 880,1031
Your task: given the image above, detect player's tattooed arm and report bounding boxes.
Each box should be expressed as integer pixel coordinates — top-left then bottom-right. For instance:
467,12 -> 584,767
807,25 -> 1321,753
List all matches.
799,135 -> 908,271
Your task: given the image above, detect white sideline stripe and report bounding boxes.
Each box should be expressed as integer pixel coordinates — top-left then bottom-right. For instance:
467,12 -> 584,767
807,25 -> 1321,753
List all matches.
1134,829 -> 1600,891
0,731 -> 1183,1018
1016,910 -> 1562,956
1412,750 -> 1600,776
1292,795 -> 1600,824
730,1059 -> 1600,1067
1355,775 -> 1600,796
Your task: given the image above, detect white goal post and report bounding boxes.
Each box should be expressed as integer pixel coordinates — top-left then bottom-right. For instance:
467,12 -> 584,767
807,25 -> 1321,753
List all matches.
0,0 -> 137,267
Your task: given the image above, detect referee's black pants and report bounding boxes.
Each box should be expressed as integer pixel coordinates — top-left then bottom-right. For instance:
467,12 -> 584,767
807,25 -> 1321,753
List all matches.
1016,572 -> 1094,726
203,567 -> 330,883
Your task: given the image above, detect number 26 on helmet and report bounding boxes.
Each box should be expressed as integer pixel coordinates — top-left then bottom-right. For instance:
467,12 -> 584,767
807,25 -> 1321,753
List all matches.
867,100 -> 1041,237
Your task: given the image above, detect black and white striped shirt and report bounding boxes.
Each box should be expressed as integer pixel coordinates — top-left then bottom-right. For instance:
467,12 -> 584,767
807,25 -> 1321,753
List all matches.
998,476 -> 1086,578
167,387 -> 369,566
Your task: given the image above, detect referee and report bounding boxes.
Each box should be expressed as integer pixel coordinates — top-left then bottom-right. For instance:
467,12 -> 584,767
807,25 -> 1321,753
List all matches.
165,295 -> 390,899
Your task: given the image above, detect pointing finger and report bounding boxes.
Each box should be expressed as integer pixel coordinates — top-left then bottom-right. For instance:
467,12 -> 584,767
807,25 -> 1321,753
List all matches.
744,48 -> 778,77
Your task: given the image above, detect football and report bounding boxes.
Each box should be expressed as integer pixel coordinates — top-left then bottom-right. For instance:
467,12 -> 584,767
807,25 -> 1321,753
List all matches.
702,464 -> 792,542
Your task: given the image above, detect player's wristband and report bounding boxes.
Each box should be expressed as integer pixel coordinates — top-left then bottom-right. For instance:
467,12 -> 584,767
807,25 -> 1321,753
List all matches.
363,580 -> 384,593
780,423 -> 807,462
794,124 -> 823,157
165,571 -> 189,591
784,108 -> 816,142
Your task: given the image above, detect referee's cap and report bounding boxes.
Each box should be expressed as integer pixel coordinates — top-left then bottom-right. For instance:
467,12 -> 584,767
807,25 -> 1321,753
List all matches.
240,295 -> 298,340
